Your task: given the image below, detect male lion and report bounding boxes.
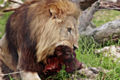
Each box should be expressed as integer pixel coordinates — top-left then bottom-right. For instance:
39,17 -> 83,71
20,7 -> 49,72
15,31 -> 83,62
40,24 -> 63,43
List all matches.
0,0 -> 82,80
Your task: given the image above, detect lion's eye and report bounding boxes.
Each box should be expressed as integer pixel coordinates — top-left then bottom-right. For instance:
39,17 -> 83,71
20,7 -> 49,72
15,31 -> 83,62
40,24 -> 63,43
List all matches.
67,28 -> 72,33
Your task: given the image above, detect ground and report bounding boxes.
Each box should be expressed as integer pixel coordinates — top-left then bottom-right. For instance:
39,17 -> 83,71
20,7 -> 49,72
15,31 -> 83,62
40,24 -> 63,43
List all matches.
0,10 -> 120,80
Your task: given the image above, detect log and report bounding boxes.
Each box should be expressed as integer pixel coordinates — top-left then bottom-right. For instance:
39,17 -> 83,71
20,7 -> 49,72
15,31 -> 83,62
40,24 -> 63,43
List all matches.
78,0 -> 120,43
91,20 -> 120,42
99,0 -> 120,11
78,1 -> 100,33
80,20 -> 120,43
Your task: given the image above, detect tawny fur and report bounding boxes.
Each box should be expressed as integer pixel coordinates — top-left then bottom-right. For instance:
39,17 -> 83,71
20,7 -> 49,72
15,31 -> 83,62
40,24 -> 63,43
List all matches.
0,0 -> 81,79
27,0 -> 80,62
0,34 -> 17,71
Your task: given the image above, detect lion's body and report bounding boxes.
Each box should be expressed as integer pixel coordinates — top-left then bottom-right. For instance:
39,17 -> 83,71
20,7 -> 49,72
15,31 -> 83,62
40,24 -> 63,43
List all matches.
1,0 -> 81,79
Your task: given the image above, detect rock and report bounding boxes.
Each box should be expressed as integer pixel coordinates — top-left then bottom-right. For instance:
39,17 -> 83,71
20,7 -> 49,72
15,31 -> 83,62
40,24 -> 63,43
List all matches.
95,45 -> 120,62
71,64 -> 109,80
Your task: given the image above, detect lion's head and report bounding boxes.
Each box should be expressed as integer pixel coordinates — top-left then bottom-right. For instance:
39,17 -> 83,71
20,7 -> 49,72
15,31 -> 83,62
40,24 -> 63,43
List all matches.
27,0 -> 80,62
25,0 -> 82,74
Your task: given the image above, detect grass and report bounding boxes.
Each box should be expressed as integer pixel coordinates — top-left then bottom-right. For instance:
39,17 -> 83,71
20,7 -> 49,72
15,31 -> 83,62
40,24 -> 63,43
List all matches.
93,10 -> 120,27
77,36 -> 120,80
0,10 -> 120,80
0,12 -> 12,38
0,0 -> 4,4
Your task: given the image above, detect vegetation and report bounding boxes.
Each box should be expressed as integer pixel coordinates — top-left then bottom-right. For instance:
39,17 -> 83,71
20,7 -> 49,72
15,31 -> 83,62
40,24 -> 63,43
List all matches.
93,10 -> 120,27
0,10 -> 120,80
77,36 -> 120,80
0,12 -> 12,38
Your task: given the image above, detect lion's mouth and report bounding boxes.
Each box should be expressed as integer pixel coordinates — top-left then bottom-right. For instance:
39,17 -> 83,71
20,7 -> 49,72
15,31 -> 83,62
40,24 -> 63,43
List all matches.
43,45 -> 82,76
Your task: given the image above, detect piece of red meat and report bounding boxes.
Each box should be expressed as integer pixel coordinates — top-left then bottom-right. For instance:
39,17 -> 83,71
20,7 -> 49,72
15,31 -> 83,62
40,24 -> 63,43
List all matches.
42,45 -> 82,77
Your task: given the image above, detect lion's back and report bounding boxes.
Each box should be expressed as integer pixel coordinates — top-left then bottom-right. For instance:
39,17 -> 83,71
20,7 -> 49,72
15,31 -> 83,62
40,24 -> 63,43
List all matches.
5,1 -> 39,65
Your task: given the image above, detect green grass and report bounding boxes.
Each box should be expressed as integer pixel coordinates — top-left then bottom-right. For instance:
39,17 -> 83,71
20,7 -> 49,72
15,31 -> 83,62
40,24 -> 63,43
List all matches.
93,10 -> 120,27
76,36 -> 120,80
0,12 -> 12,38
9,75 -> 14,80
0,10 -> 120,80
0,0 -> 4,4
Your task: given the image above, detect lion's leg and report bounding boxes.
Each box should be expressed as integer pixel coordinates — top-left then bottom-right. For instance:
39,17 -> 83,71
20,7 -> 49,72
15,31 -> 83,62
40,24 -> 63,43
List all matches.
0,34 -> 7,60
0,34 -> 17,71
0,34 -> 5,50
17,54 -> 41,80
0,35 -> 20,80
17,50 -> 41,80
20,71 -> 41,80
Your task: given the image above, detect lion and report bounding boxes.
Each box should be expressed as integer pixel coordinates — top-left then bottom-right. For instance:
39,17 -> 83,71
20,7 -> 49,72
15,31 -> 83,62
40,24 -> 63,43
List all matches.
0,0 -> 82,80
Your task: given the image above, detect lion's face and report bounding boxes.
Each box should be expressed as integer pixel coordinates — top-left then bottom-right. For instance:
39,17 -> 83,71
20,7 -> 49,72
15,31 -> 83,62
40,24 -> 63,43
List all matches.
47,16 -> 81,74
41,4 -> 81,75
56,16 -> 79,50
25,0 -> 81,73
29,0 -> 82,74
29,0 -> 81,62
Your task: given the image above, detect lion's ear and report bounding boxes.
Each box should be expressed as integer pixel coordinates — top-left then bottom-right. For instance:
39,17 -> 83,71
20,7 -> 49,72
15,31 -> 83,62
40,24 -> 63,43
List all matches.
49,5 -> 59,18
